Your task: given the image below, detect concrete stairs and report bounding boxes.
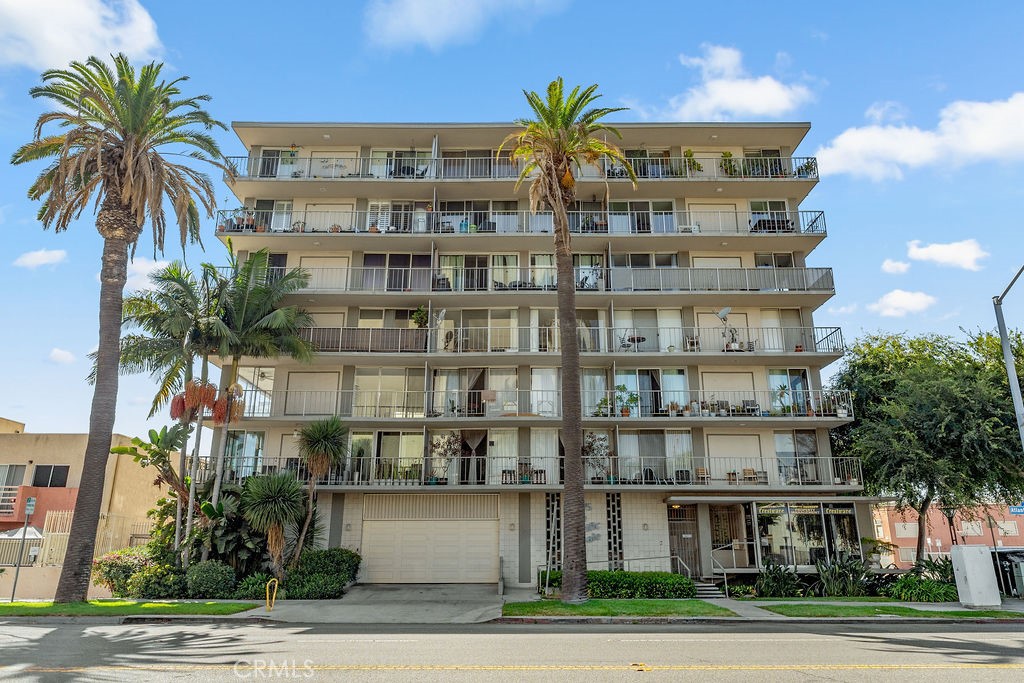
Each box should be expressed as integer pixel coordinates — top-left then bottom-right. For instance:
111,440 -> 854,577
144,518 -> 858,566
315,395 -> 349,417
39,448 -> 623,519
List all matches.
694,581 -> 726,599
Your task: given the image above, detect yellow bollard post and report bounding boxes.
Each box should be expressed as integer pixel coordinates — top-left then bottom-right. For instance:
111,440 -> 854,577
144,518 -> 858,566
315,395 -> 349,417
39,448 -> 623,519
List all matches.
265,578 -> 279,612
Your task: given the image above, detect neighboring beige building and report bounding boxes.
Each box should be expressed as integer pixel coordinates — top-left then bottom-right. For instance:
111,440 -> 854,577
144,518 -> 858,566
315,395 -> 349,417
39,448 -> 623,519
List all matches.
0,420 -> 163,598
211,120 -> 868,587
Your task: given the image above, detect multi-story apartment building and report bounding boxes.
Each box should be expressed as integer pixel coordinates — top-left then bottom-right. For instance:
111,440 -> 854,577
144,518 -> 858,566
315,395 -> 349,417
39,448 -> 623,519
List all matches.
213,121 -> 868,587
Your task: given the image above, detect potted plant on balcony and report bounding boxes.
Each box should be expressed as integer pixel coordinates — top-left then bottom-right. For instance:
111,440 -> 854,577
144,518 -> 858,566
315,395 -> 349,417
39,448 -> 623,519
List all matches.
794,158 -> 818,178
667,401 -> 680,417
292,220 -> 306,233
592,396 -> 612,417
614,384 -> 639,417
683,149 -> 703,175
430,431 -> 461,485
582,432 -> 611,484
720,151 -> 739,177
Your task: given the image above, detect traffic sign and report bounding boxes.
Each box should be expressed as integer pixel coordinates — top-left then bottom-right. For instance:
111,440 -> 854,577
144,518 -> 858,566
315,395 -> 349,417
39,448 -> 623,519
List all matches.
24,497 -> 36,516
1010,504 -> 1024,515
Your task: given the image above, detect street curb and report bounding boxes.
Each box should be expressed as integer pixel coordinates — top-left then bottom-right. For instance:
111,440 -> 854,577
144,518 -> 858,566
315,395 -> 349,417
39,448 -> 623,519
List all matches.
493,616 -> 1024,625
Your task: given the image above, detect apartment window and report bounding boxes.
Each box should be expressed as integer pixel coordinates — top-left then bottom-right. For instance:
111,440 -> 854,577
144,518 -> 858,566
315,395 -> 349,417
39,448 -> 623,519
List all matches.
755,252 -> 795,268
225,431 -> 265,479
894,522 -> 917,538
962,521 -> 984,537
898,547 -> 918,563
0,464 -> 25,487
773,430 -> 819,485
997,520 -> 1019,536
32,465 -> 69,488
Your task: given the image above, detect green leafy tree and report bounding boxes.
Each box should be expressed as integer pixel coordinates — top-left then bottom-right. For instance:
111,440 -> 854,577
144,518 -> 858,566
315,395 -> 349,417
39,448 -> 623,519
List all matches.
207,249 -> 313,516
240,473 -> 306,581
11,54 -> 229,602
501,78 -> 636,603
832,333 -> 1024,560
108,260 -> 231,566
291,416 -> 348,565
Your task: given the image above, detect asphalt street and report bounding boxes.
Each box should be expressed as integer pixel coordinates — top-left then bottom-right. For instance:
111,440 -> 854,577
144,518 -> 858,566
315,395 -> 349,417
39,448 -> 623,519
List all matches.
2,622 -> 1023,682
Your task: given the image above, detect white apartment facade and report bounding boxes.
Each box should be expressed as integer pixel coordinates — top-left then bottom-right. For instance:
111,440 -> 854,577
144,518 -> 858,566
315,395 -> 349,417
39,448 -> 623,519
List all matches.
214,121 -> 869,587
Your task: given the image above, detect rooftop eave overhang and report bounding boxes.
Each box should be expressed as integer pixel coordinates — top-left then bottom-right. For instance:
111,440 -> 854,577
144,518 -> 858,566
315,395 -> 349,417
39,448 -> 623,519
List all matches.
231,121 -> 812,153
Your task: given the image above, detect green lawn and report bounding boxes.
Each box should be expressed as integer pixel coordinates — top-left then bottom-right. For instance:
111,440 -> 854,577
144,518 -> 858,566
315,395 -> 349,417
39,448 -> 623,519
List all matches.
759,603 -> 1022,619
0,600 -> 260,617
503,599 -> 736,617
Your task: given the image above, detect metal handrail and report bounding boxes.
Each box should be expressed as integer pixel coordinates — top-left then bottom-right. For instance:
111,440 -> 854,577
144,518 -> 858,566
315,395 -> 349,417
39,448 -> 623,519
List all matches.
224,154 -> 818,182
214,208 -> 826,236
710,556 -> 729,596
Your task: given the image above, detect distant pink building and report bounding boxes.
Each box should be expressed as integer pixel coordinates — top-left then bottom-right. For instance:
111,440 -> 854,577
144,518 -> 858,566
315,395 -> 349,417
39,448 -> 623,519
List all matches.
872,502 -> 1024,568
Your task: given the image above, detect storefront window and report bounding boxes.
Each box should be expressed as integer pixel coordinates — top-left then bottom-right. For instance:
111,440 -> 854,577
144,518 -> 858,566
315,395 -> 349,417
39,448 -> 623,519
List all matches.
789,503 -> 827,565
823,503 -> 861,560
756,503 -> 791,565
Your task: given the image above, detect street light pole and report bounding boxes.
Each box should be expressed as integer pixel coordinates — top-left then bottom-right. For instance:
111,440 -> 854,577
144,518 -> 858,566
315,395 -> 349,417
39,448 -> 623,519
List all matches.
993,263 -> 1024,451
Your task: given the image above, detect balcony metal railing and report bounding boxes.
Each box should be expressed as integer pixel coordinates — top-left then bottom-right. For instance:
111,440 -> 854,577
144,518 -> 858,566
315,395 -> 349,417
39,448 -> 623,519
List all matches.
224,155 -> 818,182
276,265 -> 834,295
223,387 -> 852,420
200,453 -> 860,490
215,209 -> 825,236
298,325 -> 844,355
0,485 -> 16,516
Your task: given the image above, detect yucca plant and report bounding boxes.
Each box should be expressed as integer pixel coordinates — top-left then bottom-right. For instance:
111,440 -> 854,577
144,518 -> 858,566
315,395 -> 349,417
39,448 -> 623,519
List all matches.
241,473 -> 305,581
291,416 -> 348,565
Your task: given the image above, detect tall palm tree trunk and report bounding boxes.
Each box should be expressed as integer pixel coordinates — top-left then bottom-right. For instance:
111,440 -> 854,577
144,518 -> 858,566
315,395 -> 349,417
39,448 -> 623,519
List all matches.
173,362 -> 194,554
181,356 -> 210,569
202,358 -> 237,562
291,479 -> 318,566
54,236 -> 129,602
553,201 -> 588,604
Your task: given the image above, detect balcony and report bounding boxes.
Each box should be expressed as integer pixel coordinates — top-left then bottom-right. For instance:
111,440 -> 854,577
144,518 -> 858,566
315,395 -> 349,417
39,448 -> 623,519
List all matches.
224,155 -> 817,183
298,325 -> 844,356
205,453 -> 860,491
280,266 -> 834,297
225,387 -> 852,422
215,209 -> 825,237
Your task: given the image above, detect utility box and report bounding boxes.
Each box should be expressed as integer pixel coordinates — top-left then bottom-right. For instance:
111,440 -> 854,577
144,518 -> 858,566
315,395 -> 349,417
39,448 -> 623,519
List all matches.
951,545 -> 1002,608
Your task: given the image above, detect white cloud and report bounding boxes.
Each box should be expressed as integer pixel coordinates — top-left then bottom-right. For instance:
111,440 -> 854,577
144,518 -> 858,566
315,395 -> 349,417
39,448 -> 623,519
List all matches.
881,259 -> 910,274
661,44 -> 814,121
827,303 -> 858,315
125,257 -> 169,291
13,249 -> 67,269
48,348 -> 75,365
817,92 -> 1024,180
865,100 -> 908,124
867,289 -> 937,317
363,0 -> 562,51
0,0 -> 161,70
907,239 -> 989,271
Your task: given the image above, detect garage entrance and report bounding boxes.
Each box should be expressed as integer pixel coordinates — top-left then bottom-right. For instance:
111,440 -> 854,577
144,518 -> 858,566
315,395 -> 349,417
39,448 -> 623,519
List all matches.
360,493 -> 499,583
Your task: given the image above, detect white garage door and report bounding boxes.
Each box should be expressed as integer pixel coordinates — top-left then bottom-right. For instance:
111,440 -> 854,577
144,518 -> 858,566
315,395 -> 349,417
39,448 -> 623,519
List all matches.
361,494 -> 499,583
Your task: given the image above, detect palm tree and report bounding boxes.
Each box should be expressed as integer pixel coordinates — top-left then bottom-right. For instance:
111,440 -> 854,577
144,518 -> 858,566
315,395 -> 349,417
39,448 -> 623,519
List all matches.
501,78 -> 635,603
241,473 -> 306,581
11,54 -> 229,602
291,416 -> 348,565
208,249 -> 313,511
113,261 -> 231,561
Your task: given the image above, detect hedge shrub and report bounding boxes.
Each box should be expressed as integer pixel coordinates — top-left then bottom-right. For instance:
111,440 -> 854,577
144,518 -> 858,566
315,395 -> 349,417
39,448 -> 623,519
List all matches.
883,573 -> 959,602
235,572 -> 276,600
92,546 -> 153,597
537,570 -> 696,599
126,564 -> 187,599
754,562 -> 804,598
284,572 -> 347,600
292,548 -> 362,584
186,560 -> 237,599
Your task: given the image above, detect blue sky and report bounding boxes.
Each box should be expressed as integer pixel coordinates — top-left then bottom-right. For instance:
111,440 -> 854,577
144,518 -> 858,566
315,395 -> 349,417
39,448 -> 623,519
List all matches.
1,0 -> 1023,441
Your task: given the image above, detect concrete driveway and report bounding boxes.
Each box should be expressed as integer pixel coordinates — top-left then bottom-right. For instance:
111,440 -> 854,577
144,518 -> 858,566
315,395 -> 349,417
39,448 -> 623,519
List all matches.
252,584 -> 503,624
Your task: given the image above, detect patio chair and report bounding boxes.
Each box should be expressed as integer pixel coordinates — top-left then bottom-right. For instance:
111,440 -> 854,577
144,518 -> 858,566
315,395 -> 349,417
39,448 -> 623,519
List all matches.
742,399 -> 761,415
695,467 -> 711,484
742,467 -> 759,483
